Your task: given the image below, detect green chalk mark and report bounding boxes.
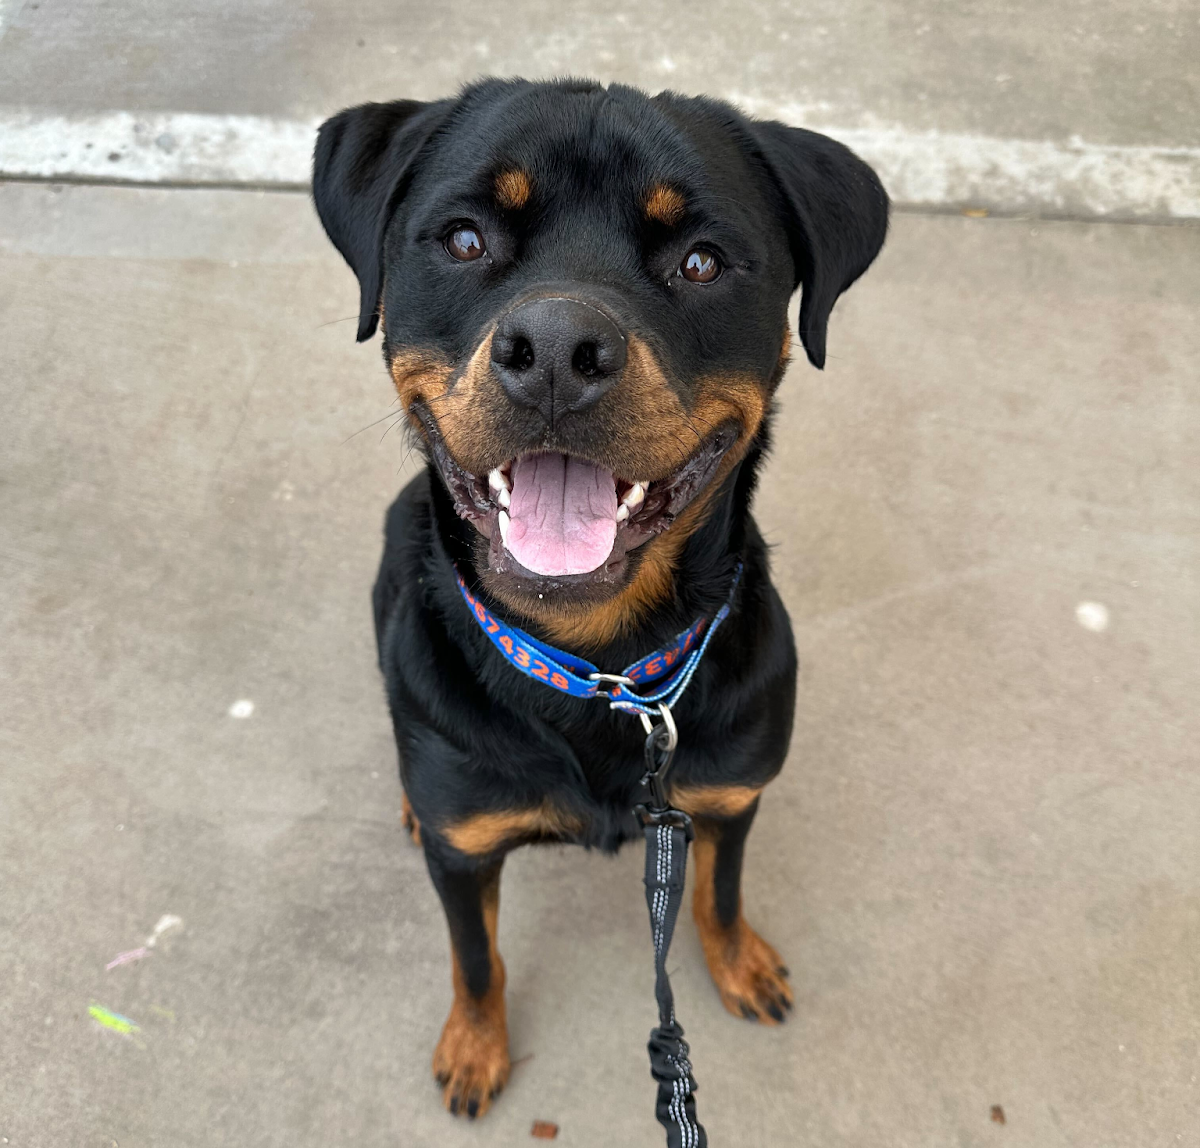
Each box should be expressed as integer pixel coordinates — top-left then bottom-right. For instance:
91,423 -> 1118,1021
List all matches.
89,1004 -> 139,1034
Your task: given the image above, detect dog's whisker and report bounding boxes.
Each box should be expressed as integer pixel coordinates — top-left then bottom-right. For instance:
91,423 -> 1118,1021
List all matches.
342,409 -> 407,445
380,414 -> 411,446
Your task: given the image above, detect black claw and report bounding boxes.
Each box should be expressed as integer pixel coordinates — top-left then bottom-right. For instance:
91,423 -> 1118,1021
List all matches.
449,1095 -> 460,1116
436,1072 -> 449,1087
767,1002 -> 785,1022
466,1097 -> 479,1119
739,1001 -> 755,1019
777,966 -> 790,977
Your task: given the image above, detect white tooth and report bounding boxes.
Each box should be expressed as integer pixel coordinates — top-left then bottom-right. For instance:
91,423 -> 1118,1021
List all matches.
616,504 -> 629,523
498,509 -> 510,547
488,467 -> 511,493
621,482 -> 646,512
497,485 -> 510,508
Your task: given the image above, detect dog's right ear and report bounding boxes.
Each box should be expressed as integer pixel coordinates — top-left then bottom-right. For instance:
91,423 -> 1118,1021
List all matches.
313,99 -> 452,342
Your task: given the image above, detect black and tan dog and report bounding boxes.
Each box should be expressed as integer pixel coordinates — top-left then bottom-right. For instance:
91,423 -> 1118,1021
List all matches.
313,78 -> 887,1120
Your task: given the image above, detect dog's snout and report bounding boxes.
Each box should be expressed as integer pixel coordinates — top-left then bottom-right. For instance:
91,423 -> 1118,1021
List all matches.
490,298 -> 626,424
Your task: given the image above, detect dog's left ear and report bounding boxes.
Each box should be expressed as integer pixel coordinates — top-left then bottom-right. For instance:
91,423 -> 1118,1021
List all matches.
748,120 -> 889,369
313,98 -> 453,341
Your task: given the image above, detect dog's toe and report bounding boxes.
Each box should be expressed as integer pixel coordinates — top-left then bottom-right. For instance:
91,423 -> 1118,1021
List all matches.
705,925 -> 794,1026
432,1004 -> 510,1119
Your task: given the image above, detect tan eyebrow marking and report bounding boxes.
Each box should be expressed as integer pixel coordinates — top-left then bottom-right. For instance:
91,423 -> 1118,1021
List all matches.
644,183 -> 686,226
494,168 -> 532,210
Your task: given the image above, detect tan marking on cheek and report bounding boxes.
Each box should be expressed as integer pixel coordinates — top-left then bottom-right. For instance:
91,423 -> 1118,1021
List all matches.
607,340 -> 769,480
433,332 -> 510,472
494,169 -> 532,211
778,326 -> 792,371
443,801 -> 581,855
644,183 -> 686,226
390,336 -> 506,472
389,348 -> 455,410
690,374 -> 768,454
670,784 -> 764,819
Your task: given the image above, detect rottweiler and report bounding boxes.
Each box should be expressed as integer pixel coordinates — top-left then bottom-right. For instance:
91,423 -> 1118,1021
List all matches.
313,77 -> 887,1120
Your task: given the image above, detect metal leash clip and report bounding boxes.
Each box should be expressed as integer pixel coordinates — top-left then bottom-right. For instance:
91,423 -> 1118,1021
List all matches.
634,703 -> 693,836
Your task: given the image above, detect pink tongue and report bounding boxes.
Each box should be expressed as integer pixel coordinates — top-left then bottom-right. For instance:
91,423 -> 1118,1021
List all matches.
505,453 -> 618,576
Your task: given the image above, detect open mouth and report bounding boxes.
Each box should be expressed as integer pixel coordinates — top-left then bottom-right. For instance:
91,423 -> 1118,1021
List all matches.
414,405 -> 739,585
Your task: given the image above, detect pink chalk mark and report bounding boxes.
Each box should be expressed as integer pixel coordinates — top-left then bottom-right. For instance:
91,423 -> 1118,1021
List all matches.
106,947 -> 149,971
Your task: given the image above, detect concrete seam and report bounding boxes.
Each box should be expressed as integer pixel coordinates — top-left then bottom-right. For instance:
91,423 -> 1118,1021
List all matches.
2,107 -> 1199,220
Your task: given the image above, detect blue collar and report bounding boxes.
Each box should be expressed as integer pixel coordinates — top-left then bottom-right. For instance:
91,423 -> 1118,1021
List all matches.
454,565 -> 740,718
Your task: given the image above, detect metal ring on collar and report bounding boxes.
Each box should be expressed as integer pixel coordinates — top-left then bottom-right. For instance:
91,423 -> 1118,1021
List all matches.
638,703 -> 677,753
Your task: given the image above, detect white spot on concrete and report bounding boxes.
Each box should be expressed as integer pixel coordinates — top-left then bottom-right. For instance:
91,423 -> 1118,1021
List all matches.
659,56 -> 677,72
229,698 -> 255,718
272,479 -> 295,502
146,914 -> 183,947
1076,601 -> 1110,632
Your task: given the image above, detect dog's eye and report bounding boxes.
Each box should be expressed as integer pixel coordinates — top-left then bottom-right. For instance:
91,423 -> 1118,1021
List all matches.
446,225 -> 486,262
680,247 -> 721,283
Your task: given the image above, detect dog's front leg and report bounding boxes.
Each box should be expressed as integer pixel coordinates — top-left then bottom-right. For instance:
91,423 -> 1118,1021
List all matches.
423,842 -> 511,1118
692,802 -> 794,1024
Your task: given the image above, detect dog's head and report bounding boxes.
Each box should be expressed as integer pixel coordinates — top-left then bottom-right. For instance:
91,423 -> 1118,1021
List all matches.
314,78 -> 887,634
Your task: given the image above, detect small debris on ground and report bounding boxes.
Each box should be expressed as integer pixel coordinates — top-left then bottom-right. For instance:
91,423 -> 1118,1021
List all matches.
89,1004 -> 140,1035
105,947 -> 149,970
105,913 -> 183,971
531,1120 -> 559,1139
962,207 -> 989,217
990,1104 -> 1006,1125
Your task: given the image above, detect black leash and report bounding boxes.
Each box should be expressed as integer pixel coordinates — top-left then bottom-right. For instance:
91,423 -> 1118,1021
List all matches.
635,705 -> 708,1148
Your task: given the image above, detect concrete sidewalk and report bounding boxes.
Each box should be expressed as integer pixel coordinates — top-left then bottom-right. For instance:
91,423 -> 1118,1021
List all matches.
2,0 -> 1199,216
1,180 -> 1197,1147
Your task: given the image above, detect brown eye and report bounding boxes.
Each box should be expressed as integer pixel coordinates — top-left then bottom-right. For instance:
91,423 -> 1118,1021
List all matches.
446,225 -> 485,261
681,247 -> 721,283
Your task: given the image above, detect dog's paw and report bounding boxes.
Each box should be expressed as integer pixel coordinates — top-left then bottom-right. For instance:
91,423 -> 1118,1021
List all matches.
401,792 -> 422,847
704,923 -> 793,1025
432,1005 -> 510,1119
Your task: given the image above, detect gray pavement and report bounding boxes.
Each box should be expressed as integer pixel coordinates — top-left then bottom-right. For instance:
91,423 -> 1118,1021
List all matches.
2,2 -> 1199,1143
1,0 -> 1197,147
2,1 -> 1199,218
2,178 -> 1198,1147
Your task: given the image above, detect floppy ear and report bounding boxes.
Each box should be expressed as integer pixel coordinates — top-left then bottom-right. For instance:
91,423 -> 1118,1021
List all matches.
313,99 -> 452,341
749,121 -> 889,369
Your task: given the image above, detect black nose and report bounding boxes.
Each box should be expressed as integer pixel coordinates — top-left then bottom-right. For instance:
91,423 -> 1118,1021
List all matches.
490,297 -> 627,425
